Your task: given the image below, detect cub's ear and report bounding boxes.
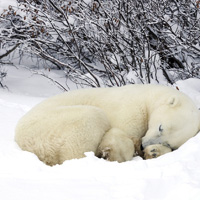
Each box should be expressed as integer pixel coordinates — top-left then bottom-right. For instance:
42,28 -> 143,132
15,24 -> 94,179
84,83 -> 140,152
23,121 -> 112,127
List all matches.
167,96 -> 180,107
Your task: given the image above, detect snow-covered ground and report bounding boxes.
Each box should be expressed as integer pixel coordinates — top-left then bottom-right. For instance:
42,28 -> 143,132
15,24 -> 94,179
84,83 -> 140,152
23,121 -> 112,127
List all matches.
0,65 -> 200,200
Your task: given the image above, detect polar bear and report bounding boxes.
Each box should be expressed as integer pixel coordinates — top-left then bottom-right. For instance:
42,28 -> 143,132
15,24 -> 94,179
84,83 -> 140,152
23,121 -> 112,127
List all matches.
15,84 -> 200,165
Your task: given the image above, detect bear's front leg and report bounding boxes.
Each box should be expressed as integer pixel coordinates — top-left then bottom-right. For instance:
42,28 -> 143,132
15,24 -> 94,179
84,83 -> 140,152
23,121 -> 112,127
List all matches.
96,128 -> 135,163
143,144 -> 172,159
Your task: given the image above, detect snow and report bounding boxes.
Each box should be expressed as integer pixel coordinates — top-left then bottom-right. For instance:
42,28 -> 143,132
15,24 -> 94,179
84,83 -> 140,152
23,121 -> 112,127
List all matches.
3,65 -> 67,97
0,65 -> 200,200
0,1 -> 200,198
83,0 -> 92,4
0,0 -> 17,13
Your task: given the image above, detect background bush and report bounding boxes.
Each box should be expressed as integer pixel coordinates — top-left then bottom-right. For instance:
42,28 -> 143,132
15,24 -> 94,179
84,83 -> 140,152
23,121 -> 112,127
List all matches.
0,0 -> 200,88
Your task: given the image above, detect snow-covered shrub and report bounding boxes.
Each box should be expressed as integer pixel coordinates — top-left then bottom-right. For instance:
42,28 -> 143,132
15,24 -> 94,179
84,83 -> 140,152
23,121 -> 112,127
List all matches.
0,66 -> 7,88
0,0 -> 199,87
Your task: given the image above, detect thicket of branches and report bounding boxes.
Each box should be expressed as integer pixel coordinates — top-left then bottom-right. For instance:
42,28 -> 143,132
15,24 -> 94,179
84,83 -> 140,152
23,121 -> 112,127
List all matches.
0,0 -> 200,88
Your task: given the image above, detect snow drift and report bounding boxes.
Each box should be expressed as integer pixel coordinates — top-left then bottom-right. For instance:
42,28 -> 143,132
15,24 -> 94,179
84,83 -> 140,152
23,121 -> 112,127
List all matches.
0,67 -> 200,200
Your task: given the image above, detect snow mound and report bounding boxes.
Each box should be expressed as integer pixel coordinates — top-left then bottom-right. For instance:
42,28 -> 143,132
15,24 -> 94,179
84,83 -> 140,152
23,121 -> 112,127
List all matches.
0,74 -> 200,200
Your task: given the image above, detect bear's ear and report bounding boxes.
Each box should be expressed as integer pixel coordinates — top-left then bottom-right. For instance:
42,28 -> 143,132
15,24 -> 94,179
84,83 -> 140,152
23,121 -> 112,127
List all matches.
167,96 -> 180,107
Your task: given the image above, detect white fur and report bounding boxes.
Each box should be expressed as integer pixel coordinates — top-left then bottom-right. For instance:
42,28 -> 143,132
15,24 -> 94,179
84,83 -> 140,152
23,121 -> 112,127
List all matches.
143,144 -> 172,159
15,105 -> 110,165
96,128 -> 135,162
15,84 -> 200,165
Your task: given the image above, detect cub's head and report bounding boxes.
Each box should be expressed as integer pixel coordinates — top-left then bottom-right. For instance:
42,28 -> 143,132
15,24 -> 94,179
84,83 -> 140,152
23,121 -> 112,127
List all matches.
142,95 -> 200,150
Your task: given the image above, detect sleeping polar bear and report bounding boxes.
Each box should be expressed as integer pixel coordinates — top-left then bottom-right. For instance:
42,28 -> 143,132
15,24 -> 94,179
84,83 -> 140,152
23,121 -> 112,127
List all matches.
15,84 -> 200,165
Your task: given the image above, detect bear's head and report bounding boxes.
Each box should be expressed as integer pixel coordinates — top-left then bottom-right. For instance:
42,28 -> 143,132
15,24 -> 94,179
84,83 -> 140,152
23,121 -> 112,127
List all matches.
142,95 -> 200,150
